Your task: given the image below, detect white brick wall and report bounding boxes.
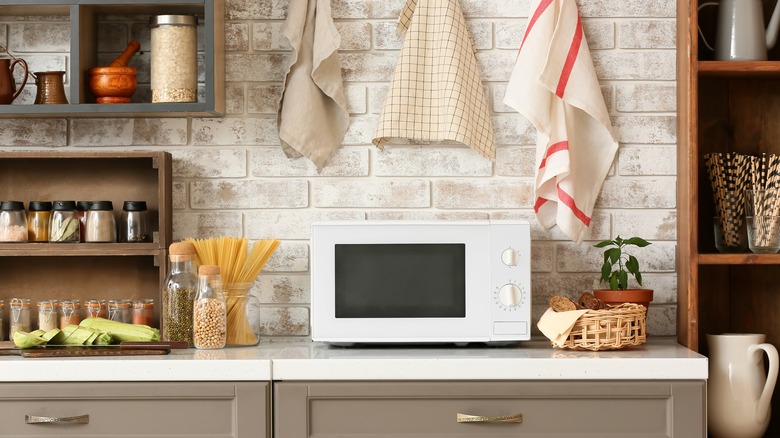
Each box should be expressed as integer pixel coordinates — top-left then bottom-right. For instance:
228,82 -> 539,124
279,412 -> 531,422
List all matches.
0,0 -> 678,339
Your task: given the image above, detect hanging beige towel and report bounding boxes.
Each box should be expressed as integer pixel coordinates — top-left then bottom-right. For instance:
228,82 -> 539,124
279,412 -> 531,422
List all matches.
503,0 -> 618,244
372,0 -> 495,160
277,0 -> 349,171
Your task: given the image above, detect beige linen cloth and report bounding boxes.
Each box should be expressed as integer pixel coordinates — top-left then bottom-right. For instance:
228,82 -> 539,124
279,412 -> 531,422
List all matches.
372,0 -> 495,160
503,0 -> 619,244
277,0 -> 349,171
537,307 -> 589,347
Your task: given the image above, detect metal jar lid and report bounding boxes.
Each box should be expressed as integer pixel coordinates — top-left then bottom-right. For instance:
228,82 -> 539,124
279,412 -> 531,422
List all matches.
150,15 -> 198,27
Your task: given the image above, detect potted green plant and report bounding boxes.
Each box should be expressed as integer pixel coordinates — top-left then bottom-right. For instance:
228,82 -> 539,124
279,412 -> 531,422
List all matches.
593,236 -> 653,310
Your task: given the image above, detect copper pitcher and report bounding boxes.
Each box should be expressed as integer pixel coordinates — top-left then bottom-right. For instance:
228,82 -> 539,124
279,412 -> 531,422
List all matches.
0,58 -> 28,104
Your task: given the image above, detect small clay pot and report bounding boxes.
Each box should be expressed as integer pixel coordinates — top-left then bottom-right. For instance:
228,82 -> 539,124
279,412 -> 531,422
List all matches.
88,66 -> 137,104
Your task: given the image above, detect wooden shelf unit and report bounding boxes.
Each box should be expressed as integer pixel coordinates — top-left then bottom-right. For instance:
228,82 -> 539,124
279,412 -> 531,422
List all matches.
679,0 -> 780,434
0,0 -> 225,117
0,151 -> 172,328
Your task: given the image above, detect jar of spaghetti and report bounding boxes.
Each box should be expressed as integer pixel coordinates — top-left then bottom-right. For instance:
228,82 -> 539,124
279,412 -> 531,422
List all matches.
150,15 -> 198,103
85,299 -> 107,319
37,300 -> 58,332
9,298 -> 30,340
27,201 -> 52,242
132,299 -> 154,326
108,299 -> 132,323
59,300 -> 81,328
0,201 -> 28,242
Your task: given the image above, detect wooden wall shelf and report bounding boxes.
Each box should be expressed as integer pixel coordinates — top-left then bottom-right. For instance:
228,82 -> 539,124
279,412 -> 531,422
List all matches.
0,0 -> 224,117
699,61 -> 780,77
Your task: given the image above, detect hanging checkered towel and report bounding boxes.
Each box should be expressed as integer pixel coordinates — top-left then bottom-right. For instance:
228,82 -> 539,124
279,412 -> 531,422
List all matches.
503,0 -> 618,244
277,0 -> 349,171
372,0 -> 495,160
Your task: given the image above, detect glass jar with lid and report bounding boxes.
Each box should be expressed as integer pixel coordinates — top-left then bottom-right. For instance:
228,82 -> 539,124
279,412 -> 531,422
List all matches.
37,300 -> 58,332
150,15 -> 198,103
85,299 -> 107,319
9,298 -> 31,340
75,201 -> 91,243
132,299 -> 154,326
193,265 -> 226,349
108,299 -> 132,323
85,201 -> 116,242
0,201 -> 28,242
27,201 -> 52,242
162,242 -> 198,346
49,201 -> 79,243
120,201 -> 150,242
59,300 -> 81,328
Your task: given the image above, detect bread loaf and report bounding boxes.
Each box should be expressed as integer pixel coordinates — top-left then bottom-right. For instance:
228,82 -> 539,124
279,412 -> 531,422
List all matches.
549,295 -> 578,312
578,292 -> 607,310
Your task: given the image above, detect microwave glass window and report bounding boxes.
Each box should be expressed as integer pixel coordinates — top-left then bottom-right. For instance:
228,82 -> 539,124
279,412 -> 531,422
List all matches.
334,243 -> 466,318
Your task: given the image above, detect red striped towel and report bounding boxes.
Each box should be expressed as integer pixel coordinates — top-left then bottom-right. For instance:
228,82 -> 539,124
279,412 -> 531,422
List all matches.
504,0 -> 618,244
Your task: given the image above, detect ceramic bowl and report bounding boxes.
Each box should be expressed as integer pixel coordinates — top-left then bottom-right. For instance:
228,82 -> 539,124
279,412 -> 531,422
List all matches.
88,66 -> 137,104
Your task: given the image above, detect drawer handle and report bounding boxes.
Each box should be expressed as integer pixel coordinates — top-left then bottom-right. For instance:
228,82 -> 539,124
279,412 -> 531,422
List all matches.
457,413 -> 523,423
25,414 -> 89,425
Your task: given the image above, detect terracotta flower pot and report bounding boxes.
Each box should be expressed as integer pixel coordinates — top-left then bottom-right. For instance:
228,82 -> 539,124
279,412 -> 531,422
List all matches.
593,288 -> 654,312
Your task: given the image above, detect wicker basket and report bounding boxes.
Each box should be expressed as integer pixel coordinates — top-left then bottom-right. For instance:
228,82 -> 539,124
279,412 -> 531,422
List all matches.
555,303 -> 647,351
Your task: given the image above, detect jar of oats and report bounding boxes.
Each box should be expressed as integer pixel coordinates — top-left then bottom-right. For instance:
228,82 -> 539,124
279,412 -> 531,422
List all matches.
193,264 -> 226,350
150,15 -> 198,103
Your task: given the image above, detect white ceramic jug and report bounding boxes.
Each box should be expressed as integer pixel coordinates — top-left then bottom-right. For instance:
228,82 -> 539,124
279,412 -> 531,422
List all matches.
707,333 -> 779,438
699,0 -> 780,60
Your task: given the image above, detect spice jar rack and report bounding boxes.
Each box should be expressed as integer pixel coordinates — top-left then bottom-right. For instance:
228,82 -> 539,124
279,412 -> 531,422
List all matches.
0,0 -> 224,117
0,151 -> 172,328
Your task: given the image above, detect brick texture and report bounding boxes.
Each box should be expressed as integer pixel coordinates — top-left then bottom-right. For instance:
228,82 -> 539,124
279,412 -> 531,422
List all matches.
0,0 -> 679,338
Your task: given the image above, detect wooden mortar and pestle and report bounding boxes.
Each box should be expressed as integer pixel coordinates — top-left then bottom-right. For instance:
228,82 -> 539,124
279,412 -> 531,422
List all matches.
88,40 -> 139,104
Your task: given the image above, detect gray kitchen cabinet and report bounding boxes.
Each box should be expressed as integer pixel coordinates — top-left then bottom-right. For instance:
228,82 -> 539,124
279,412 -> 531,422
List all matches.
0,0 -> 224,117
274,380 -> 706,437
0,381 -> 269,437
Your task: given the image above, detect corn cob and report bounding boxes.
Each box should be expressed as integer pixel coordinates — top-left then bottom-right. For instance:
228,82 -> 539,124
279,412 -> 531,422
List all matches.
79,317 -> 160,342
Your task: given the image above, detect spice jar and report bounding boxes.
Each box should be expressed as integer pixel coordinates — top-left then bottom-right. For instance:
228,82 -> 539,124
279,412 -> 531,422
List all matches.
150,15 -> 198,103
75,201 -> 91,243
108,299 -> 132,323
162,242 -> 198,346
49,201 -> 79,243
59,300 -> 81,328
9,298 -> 30,340
27,201 -> 52,242
85,299 -> 107,319
132,299 -> 154,326
0,300 -> 4,341
120,201 -> 150,242
37,300 -> 58,332
85,200 -> 116,242
193,264 -> 226,349
0,201 -> 28,242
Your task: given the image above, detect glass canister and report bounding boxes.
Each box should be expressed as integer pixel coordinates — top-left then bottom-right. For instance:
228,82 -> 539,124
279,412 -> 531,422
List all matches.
59,300 -> 81,328
85,299 -> 107,319
120,201 -> 150,242
193,264 -> 226,350
0,201 -> 28,242
49,200 -> 79,243
9,298 -> 30,340
85,200 -> 116,242
150,15 -> 198,103
224,282 -> 261,346
162,242 -> 198,346
37,300 -> 58,331
132,299 -> 154,326
75,201 -> 91,243
27,201 -> 52,242
108,299 -> 132,323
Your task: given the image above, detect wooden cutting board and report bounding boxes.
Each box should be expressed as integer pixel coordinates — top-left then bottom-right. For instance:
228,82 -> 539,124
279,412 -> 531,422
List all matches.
20,348 -> 170,358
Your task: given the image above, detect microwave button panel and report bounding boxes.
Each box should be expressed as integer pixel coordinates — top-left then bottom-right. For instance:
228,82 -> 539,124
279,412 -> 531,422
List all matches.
501,247 -> 519,266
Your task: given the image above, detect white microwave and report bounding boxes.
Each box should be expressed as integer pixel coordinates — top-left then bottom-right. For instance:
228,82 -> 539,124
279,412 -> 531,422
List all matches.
310,220 -> 531,345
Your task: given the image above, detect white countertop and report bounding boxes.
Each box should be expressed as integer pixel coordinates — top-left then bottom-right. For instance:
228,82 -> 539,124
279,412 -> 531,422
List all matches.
0,338 -> 707,382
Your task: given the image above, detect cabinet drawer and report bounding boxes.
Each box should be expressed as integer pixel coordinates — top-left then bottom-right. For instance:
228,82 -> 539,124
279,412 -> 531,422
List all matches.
0,382 -> 269,437
275,381 -> 705,437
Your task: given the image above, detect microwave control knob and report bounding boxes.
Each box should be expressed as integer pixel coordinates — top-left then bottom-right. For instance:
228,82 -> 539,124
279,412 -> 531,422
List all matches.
501,248 -> 519,266
498,283 -> 522,307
